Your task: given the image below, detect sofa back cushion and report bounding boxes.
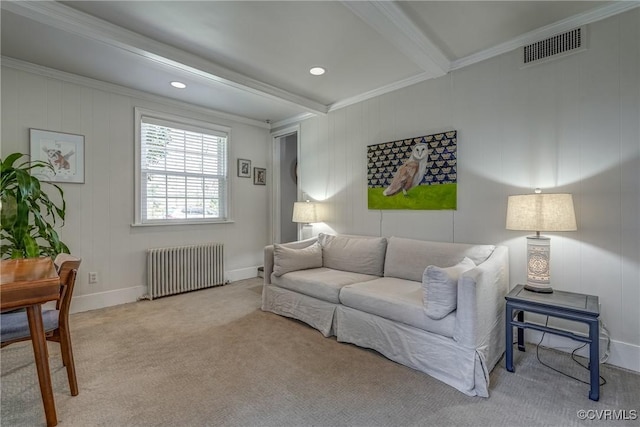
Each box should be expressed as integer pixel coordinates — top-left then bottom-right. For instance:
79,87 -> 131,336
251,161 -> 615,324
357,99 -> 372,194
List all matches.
318,233 -> 387,276
384,236 -> 495,282
273,241 -> 323,277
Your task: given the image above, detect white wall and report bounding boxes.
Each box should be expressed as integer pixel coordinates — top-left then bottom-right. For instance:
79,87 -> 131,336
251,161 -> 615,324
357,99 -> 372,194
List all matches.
1,64 -> 271,312
299,10 -> 639,371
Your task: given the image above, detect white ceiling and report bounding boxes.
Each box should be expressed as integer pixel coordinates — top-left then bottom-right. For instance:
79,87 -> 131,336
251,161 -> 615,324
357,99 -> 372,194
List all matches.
2,1 -> 637,127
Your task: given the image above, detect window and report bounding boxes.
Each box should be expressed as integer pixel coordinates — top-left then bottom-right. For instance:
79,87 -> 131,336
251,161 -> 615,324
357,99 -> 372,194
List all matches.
135,109 -> 229,224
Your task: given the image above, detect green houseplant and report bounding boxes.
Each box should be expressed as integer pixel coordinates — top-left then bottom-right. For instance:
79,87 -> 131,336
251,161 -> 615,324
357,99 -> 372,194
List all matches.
1,153 -> 69,259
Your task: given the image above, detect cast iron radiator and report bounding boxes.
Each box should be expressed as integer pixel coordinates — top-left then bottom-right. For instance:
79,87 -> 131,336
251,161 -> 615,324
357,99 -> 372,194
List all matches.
146,243 -> 224,299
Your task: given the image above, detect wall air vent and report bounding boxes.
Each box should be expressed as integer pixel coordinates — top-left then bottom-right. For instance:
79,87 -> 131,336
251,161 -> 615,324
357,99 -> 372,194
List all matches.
522,27 -> 586,67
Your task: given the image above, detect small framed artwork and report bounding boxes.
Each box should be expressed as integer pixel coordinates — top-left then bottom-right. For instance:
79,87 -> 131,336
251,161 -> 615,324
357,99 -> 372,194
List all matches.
237,158 -> 251,178
30,129 -> 85,184
253,167 -> 266,185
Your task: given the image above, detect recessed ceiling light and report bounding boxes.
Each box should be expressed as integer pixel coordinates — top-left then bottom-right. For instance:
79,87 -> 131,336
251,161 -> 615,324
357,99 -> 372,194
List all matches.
309,67 -> 326,76
170,81 -> 187,89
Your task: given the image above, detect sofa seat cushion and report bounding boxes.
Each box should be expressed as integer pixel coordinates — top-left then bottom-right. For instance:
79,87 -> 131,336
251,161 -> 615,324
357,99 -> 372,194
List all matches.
339,278 -> 456,338
272,268 -> 379,304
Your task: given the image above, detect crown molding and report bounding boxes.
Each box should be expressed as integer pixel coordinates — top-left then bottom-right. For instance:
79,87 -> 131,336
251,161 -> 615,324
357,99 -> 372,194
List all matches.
333,0 -> 640,111
1,0 -> 328,116
450,1 -> 640,71
4,0 -> 636,125
342,0 -> 450,78
328,71 -> 432,112
271,112 -> 317,130
1,56 -> 271,129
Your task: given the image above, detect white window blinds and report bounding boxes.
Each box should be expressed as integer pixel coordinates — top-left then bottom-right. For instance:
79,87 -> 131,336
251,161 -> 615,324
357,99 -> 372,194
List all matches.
139,115 -> 228,223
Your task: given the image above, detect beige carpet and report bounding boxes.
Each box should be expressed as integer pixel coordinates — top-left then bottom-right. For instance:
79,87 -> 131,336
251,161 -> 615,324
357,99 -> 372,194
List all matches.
2,278 -> 639,427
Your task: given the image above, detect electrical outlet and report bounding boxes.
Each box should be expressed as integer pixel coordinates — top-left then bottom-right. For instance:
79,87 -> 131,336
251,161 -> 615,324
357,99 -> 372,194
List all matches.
88,272 -> 98,284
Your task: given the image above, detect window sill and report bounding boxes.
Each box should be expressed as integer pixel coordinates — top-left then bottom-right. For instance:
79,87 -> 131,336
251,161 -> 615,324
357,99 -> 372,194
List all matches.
130,220 -> 235,227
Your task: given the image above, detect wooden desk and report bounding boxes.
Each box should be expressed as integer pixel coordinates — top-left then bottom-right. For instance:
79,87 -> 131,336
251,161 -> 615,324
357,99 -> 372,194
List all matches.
1,257 -> 61,426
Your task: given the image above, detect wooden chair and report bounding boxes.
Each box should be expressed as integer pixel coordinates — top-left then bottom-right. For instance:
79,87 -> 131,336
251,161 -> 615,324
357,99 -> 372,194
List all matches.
1,254 -> 82,396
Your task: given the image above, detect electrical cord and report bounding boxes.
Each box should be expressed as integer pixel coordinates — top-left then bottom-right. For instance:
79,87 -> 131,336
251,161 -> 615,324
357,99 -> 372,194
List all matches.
598,318 -> 611,364
534,316 -> 607,386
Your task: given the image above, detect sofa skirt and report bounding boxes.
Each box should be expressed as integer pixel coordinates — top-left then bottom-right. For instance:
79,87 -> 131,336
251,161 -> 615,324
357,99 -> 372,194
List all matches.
261,284 -> 338,337
335,305 -> 490,397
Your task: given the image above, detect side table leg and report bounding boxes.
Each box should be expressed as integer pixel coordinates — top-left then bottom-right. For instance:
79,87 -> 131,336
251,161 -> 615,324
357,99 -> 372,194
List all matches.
506,302 -> 514,372
589,319 -> 600,401
517,310 -> 525,352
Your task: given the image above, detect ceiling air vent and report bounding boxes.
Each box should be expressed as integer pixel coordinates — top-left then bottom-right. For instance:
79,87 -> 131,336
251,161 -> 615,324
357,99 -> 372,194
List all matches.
522,27 -> 586,67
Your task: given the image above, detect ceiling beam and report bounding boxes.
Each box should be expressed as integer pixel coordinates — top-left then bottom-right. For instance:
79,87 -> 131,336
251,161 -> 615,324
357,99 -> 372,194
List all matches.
1,1 -> 328,116
2,56 -> 273,129
342,0 -> 450,78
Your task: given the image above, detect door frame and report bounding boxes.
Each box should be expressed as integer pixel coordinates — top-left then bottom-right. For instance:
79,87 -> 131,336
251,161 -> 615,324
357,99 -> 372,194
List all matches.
270,124 -> 300,244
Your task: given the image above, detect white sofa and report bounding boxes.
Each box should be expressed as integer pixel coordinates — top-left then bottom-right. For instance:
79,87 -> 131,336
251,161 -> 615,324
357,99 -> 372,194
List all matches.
261,233 -> 509,397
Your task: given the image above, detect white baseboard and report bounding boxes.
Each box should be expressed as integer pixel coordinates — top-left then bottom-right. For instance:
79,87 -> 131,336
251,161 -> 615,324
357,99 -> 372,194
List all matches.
70,266 -> 260,314
526,330 -> 640,373
226,265 -> 261,283
70,285 -> 146,314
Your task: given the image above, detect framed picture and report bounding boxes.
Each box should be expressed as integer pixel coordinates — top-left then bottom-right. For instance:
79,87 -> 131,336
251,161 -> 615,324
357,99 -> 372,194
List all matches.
237,158 -> 251,178
367,130 -> 457,210
253,167 -> 266,185
29,129 -> 85,184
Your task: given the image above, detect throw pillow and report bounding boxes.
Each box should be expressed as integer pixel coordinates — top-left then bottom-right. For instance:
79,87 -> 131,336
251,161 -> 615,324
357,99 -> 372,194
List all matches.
273,242 -> 323,277
423,257 -> 476,320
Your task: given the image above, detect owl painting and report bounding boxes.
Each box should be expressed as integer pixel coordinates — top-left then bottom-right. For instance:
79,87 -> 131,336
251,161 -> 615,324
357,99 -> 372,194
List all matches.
383,143 -> 429,196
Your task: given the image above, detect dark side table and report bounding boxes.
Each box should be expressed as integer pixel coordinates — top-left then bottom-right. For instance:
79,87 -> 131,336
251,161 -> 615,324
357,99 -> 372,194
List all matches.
505,284 -> 600,401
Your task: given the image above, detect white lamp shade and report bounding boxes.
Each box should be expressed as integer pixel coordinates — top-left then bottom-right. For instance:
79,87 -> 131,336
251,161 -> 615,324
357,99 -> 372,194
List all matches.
292,202 -> 320,223
506,193 -> 577,232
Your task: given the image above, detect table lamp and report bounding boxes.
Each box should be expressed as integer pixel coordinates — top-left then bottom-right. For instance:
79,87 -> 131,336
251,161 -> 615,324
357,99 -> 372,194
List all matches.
506,189 -> 577,293
293,200 -> 321,239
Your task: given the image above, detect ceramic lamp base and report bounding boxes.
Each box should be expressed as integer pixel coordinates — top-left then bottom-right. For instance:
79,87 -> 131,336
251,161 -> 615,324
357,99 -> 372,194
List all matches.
300,223 -> 313,240
526,236 -> 553,293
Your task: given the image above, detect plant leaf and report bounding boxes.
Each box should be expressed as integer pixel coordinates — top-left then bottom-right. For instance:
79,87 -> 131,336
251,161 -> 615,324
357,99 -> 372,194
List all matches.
0,194 -> 18,230
1,152 -> 68,260
1,153 -> 25,170
23,234 -> 40,258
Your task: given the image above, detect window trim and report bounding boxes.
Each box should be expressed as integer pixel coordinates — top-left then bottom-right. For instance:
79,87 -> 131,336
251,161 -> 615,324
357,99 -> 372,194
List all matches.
133,107 -> 232,226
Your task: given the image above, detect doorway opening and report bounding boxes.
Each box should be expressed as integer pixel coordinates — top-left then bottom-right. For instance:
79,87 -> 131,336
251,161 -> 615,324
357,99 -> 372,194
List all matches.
271,126 -> 300,243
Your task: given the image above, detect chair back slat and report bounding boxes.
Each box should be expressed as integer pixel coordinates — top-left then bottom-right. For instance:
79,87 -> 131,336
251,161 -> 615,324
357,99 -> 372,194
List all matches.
58,269 -> 78,319
54,254 -> 81,311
